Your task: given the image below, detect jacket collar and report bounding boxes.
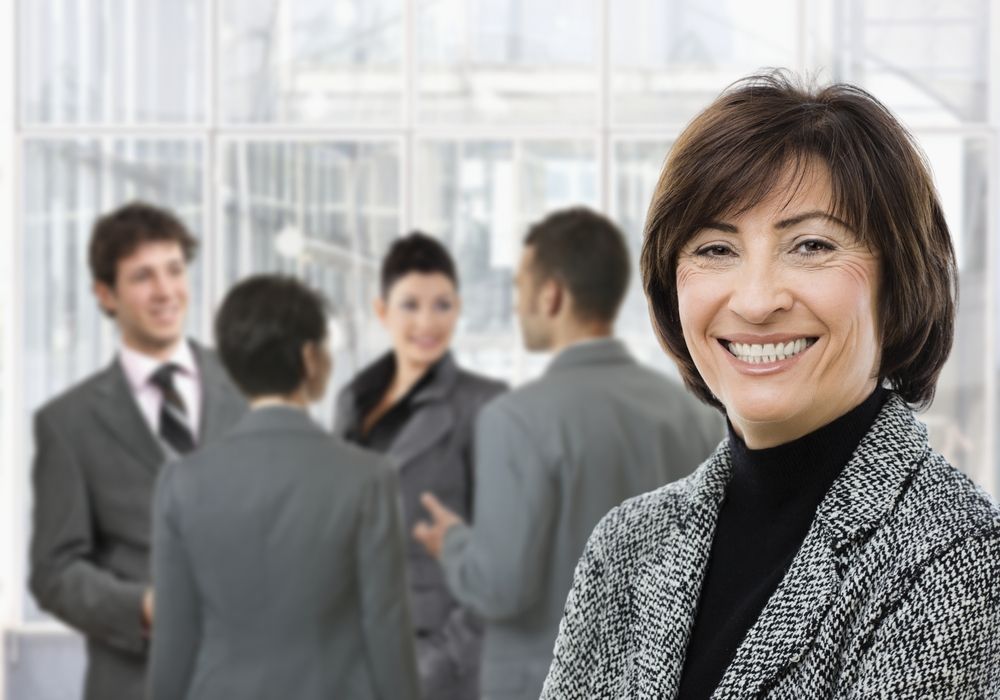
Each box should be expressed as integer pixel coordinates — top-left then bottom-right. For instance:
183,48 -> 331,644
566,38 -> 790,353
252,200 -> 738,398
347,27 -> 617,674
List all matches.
228,404 -> 323,438
545,337 -> 634,375
715,393 -> 929,696
336,351 -> 460,470
92,340 -> 243,470
632,393 -> 928,697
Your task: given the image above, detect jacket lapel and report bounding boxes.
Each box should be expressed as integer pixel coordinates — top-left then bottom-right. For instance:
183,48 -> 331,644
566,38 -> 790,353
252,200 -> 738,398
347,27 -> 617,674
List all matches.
193,342 -> 244,442
387,355 -> 459,470
631,445 -> 732,698
91,358 -> 165,471
713,394 -> 929,697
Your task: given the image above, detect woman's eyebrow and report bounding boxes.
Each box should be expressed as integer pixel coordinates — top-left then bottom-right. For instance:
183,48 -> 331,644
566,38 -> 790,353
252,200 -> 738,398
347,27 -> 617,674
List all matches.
775,210 -> 852,230
701,221 -> 738,233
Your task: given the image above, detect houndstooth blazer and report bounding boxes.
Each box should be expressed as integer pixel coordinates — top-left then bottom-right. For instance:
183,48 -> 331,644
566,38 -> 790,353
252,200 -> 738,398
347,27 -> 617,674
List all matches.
541,393 -> 1000,699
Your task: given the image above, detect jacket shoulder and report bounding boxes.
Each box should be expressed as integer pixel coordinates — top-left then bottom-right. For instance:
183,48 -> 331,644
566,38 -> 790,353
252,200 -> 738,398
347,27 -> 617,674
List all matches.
34,365 -> 114,426
453,368 -> 507,403
897,451 -> 1000,547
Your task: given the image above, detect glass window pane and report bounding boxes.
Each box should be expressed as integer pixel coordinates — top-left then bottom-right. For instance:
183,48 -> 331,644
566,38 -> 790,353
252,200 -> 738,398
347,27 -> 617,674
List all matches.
21,137 -> 205,620
220,0 -> 403,124
611,139 -> 679,377
221,139 -> 401,406
414,139 -> 597,380
417,0 -> 599,126
919,136 -> 990,487
841,0 -> 990,125
20,0 -> 205,124
611,0 -> 799,125
5,631 -> 85,700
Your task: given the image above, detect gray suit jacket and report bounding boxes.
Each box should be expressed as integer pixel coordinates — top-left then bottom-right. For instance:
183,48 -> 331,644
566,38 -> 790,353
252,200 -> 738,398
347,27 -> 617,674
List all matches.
334,352 -> 507,700
439,338 -> 723,700
149,406 -> 420,700
542,394 -> 1000,699
28,341 -> 246,700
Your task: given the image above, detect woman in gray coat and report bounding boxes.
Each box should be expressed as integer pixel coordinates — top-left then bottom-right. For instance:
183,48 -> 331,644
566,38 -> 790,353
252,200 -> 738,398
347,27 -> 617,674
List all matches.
334,233 -> 506,700
542,72 -> 1000,698
151,275 -> 419,700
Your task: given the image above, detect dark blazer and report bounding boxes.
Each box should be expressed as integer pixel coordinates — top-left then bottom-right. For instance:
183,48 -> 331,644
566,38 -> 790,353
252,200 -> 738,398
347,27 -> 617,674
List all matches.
439,338 -> 723,700
542,393 -> 1000,699
28,341 -> 246,700
150,406 -> 420,700
334,352 -> 506,700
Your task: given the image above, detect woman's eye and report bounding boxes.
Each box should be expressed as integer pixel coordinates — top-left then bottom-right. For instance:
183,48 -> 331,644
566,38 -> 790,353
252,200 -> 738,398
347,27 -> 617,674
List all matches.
795,239 -> 835,255
400,300 -> 419,311
435,301 -> 453,312
695,244 -> 735,257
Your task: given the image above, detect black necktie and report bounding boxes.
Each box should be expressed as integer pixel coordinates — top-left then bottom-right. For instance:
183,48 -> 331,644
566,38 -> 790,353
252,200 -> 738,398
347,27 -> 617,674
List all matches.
150,363 -> 196,455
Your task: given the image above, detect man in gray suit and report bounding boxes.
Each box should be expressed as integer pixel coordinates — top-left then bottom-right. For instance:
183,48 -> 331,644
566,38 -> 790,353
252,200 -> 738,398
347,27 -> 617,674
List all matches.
414,207 -> 722,700
28,202 -> 247,700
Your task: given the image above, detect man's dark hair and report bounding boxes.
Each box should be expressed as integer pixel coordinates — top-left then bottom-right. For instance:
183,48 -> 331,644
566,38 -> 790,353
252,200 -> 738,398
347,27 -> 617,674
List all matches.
523,207 -> 631,323
380,231 -> 458,297
88,201 -> 198,287
215,275 -> 329,398
641,70 -> 956,409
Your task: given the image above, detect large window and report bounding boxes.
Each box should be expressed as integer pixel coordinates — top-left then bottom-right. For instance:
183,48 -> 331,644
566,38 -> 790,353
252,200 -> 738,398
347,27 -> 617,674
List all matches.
4,1 -> 998,697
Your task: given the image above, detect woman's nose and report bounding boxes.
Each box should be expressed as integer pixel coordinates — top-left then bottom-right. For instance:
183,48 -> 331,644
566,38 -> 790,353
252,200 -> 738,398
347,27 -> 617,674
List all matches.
726,258 -> 794,324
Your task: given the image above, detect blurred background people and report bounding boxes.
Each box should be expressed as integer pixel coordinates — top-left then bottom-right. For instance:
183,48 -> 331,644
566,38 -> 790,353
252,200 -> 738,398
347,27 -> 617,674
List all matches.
543,74 -> 1000,699
333,233 -> 506,700
414,207 -> 722,700
151,274 -> 419,700
28,202 -> 246,700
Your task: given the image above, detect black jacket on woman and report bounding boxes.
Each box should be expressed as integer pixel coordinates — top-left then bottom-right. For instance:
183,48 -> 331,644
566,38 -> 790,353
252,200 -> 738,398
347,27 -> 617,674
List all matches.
335,352 -> 506,700
542,393 -> 1000,699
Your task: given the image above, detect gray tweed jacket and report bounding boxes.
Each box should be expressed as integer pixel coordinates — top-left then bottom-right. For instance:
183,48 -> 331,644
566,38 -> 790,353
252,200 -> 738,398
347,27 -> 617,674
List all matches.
542,393 -> 1000,699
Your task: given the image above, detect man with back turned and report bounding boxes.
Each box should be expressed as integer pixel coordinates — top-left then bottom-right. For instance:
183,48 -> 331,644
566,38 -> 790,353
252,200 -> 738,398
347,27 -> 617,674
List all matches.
414,207 -> 722,700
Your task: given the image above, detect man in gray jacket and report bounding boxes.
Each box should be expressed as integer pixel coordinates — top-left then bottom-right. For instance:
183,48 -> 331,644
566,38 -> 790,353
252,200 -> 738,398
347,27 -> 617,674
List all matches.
414,207 -> 722,700
28,203 -> 246,700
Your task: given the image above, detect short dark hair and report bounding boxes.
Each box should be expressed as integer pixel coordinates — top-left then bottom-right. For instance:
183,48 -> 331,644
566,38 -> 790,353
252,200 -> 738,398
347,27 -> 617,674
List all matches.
524,207 -> 631,323
88,201 -> 198,287
381,232 -> 458,297
215,275 -> 329,398
641,71 -> 956,409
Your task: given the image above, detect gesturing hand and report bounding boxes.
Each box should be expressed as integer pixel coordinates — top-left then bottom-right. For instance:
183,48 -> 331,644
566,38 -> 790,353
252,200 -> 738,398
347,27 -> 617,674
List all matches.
413,492 -> 464,560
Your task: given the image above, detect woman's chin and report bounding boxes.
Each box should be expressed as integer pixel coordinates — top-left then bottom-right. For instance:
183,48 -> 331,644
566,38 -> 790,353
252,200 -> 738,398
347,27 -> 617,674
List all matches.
401,345 -> 447,367
722,390 -> 813,432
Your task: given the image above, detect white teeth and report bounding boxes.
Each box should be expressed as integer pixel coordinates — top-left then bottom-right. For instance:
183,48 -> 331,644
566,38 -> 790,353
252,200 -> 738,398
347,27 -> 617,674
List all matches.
726,338 -> 814,364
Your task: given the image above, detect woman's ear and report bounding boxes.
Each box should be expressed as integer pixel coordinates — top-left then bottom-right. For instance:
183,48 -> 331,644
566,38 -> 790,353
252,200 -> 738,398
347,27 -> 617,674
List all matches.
373,296 -> 388,325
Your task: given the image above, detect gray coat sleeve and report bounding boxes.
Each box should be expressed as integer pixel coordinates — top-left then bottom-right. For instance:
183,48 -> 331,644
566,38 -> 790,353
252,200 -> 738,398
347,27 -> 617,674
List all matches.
149,461 -> 201,700
357,463 -> 421,700
540,511 -> 612,700
842,532 -> 1000,698
440,400 -> 557,620
28,410 -> 146,654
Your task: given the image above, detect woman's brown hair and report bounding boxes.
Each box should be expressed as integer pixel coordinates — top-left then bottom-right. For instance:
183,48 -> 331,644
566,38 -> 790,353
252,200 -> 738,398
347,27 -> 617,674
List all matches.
640,71 -> 956,410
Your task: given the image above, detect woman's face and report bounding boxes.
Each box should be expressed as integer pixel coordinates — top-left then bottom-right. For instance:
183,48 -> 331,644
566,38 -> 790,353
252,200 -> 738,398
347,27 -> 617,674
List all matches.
377,272 -> 460,369
675,162 -> 881,448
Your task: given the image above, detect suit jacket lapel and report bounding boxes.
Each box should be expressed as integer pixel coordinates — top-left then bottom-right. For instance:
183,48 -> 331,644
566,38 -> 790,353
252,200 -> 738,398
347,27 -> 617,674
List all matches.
92,358 -> 165,470
192,342 -> 244,442
632,445 -> 732,698
713,394 -> 928,697
387,355 -> 459,470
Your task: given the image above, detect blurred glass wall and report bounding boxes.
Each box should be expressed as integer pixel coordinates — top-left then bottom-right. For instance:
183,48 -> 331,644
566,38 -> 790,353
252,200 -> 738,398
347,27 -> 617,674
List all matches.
4,0 -> 997,697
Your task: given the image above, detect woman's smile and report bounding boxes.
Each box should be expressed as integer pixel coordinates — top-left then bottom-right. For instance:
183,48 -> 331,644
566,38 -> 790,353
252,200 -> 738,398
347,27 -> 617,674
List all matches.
717,335 -> 818,373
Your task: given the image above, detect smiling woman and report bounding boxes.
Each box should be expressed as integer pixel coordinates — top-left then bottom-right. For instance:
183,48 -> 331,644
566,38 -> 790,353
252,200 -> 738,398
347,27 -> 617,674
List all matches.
541,72 -> 1000,699
332,232 -> 507,700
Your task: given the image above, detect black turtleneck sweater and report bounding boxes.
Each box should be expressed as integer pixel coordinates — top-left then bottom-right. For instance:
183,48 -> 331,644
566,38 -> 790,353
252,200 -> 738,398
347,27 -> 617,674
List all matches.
676,387 -> 888,698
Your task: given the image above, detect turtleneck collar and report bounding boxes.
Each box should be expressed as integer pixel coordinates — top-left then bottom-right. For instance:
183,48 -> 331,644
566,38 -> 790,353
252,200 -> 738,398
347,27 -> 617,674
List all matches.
726,386 -> 888,509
